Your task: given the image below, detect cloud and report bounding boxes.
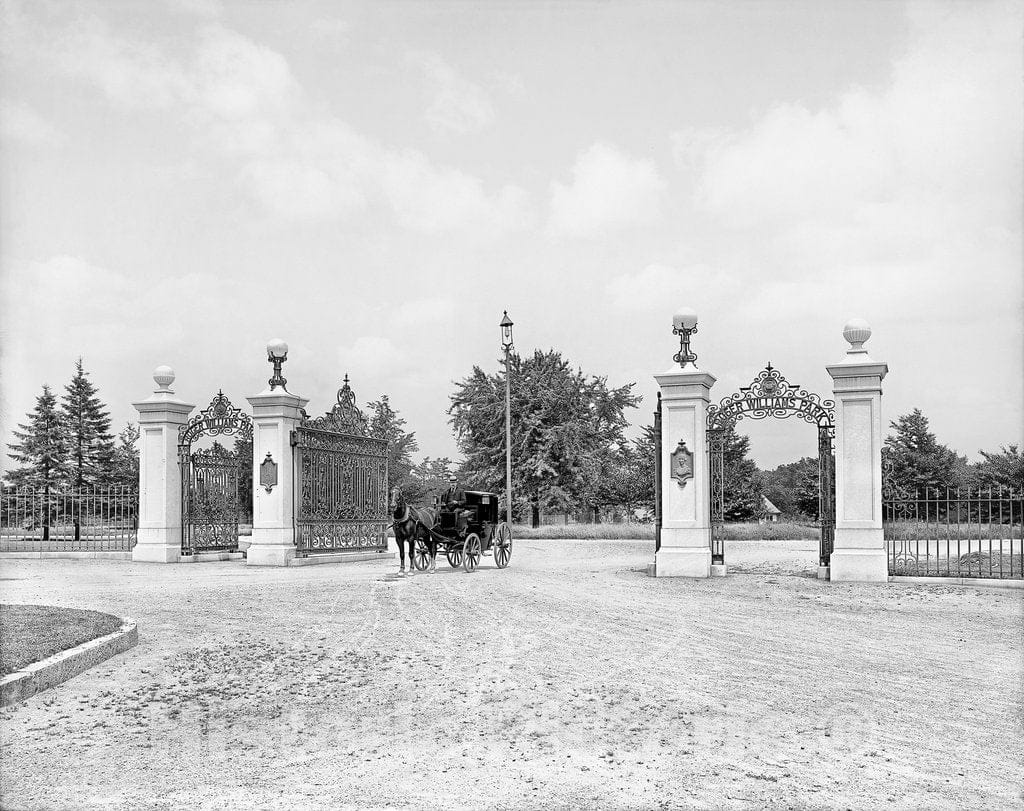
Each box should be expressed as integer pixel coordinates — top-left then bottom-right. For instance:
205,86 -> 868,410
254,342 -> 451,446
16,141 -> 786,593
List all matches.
606,263 -> 734,311
549,142 -> 665,237
380,148 -> 532,235
408,52 -> 495,136
26,14 -> 530,234
309,17 -> 350,41
681,3 -> 1021,241
0,102 -> 66,147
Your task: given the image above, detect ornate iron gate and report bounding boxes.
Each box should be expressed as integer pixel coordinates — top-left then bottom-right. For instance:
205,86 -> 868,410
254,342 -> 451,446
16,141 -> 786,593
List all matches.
179,391 -> 253,555
706,364 -> 835,568
291,377 -> 388,555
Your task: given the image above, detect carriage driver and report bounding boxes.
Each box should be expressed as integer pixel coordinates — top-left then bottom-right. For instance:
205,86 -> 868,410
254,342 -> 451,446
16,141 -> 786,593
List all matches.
439,474 -> 469,533
436,471 -> 483,548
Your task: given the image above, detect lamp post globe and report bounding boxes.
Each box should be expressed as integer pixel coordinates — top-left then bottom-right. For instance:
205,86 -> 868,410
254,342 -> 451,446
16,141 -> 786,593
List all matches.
266,338 -> 289,390
672,307 -> 698,331
266,338 -> 289,361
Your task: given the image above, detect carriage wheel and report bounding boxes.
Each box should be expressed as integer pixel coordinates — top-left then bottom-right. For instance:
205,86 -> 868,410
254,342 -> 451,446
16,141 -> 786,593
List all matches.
446,546 -> 464,569
462,533 -> 482,573
413,539 -> 431,571
493,522 -> 512,569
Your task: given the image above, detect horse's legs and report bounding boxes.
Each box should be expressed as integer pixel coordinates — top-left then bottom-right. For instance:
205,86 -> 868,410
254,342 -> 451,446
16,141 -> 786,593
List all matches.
428,538 -> 437,573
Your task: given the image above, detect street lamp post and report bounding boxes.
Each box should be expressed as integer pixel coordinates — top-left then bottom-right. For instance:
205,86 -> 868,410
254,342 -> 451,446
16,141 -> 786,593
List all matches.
500,311 -> 514,523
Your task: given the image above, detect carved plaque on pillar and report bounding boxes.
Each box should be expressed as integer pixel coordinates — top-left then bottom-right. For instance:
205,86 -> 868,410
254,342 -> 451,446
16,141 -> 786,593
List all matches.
671,439 -> 693,488
260,452 -> 278,493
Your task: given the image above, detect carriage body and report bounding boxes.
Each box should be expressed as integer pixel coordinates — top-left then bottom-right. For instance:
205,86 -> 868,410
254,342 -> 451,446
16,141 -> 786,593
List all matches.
416,489 -> 511,572
436,490 -> 499,541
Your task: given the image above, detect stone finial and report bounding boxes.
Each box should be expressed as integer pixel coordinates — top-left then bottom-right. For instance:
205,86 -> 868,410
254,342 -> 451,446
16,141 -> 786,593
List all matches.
153,365 -> 175,393
842,318 -> 872,356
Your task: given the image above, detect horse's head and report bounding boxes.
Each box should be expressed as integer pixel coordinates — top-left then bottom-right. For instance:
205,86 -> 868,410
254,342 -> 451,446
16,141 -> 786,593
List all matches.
389,486 -> 404,515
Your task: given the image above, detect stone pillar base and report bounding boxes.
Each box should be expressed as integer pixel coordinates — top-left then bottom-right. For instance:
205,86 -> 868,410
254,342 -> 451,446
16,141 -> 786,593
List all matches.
246,544 -> 297,567
132,543 -> 181,563
654,547 -> 711,578
829,549 -> 887,582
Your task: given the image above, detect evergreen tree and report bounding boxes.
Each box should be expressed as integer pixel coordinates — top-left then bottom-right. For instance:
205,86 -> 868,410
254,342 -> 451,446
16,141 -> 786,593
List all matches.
368,396 -> 419,495
448,349 -> 639,526
883,408 -> 967,491
5,385 -> 68,488
109,423 -> 141,488
61,358 -> 115,486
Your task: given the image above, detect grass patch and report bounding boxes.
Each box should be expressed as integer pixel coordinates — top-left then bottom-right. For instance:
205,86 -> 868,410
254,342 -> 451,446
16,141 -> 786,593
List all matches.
0,604 -> 123,676
510,521 -> 821,541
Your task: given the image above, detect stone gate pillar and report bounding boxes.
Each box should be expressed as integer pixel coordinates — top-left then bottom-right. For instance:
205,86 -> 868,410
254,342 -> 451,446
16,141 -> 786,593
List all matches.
826,319 -> 889,582
132,367 -> 195,563
653,309 -> 716,578
246,341 -> 308,567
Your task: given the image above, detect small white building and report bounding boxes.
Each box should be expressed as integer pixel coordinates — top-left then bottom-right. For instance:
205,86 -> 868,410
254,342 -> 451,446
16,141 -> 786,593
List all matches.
760,496 -> 782,523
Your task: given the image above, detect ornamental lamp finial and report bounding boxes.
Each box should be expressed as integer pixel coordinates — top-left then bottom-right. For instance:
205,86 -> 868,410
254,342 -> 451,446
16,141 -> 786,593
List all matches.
672,307 -> 699,369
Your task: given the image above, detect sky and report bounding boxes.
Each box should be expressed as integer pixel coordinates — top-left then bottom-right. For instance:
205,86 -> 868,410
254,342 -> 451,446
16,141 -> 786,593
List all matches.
1,0 -> 1021,471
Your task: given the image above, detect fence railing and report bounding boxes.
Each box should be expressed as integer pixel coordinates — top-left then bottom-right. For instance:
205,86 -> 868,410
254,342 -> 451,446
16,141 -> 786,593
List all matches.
882,486 -> 1022,579
0,485 -> 138,551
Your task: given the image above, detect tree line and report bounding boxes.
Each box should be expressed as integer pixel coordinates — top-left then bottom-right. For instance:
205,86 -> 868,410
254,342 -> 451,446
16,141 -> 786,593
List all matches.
5,359 -> 138,491
7,353 -> 1022,524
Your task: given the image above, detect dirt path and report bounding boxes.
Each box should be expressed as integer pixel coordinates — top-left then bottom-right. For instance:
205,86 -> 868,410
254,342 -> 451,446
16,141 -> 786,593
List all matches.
0,540 -> 1021,810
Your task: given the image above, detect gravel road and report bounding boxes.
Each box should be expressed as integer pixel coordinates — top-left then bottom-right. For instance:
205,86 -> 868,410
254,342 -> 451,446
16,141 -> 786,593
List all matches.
0,540 -> 1021,810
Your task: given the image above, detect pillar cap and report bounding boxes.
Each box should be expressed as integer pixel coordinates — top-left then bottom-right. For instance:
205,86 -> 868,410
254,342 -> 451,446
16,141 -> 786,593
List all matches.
655,368 -> 717,389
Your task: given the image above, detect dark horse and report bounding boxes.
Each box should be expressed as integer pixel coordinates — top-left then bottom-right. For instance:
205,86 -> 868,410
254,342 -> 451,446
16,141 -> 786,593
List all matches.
389,486 -> 438,574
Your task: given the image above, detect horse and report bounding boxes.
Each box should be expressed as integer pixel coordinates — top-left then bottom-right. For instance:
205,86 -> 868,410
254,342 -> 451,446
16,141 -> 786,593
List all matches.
389,486 -> 439,574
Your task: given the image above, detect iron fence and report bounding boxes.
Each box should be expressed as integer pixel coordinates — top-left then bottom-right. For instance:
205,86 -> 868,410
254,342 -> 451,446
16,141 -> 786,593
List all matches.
0,485 -> 138,551
883,486 -> 1023,579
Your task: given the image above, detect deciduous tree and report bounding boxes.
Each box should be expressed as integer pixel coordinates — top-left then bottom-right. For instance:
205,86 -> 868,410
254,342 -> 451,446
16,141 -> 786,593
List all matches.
109,423 -> 141,489
448,349 -> 639,526
368,396 -> 419,495
970,445 -> 1024,491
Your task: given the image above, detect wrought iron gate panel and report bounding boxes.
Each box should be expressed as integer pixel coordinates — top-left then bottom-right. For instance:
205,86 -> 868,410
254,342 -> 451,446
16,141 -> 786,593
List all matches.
293,378 -> 388,555
709,429 -> 726,565
817,426 -> 835,566
178,391 -> 252,556
186,446 -> 242,552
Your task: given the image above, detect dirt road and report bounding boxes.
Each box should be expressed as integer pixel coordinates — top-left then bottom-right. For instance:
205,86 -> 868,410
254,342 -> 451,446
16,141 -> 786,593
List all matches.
0,540 -> 1020,810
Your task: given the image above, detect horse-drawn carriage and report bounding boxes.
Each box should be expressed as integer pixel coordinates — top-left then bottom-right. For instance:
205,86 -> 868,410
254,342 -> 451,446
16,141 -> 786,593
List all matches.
413,490 -> 512,573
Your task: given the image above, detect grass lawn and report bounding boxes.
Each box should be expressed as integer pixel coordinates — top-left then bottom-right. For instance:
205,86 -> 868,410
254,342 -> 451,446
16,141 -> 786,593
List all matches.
0,605 -> 124,676
510,521 -> 820,541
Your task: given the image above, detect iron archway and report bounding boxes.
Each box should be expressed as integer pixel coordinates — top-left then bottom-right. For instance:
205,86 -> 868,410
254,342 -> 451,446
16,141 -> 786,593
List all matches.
706,364 -> 835,569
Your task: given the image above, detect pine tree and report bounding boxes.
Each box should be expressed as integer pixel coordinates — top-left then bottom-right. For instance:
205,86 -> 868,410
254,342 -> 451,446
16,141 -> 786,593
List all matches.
368,395 -> 419,495
5,385 -> 68,488
61,358 -> 115,486
883,408 -> 967,491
